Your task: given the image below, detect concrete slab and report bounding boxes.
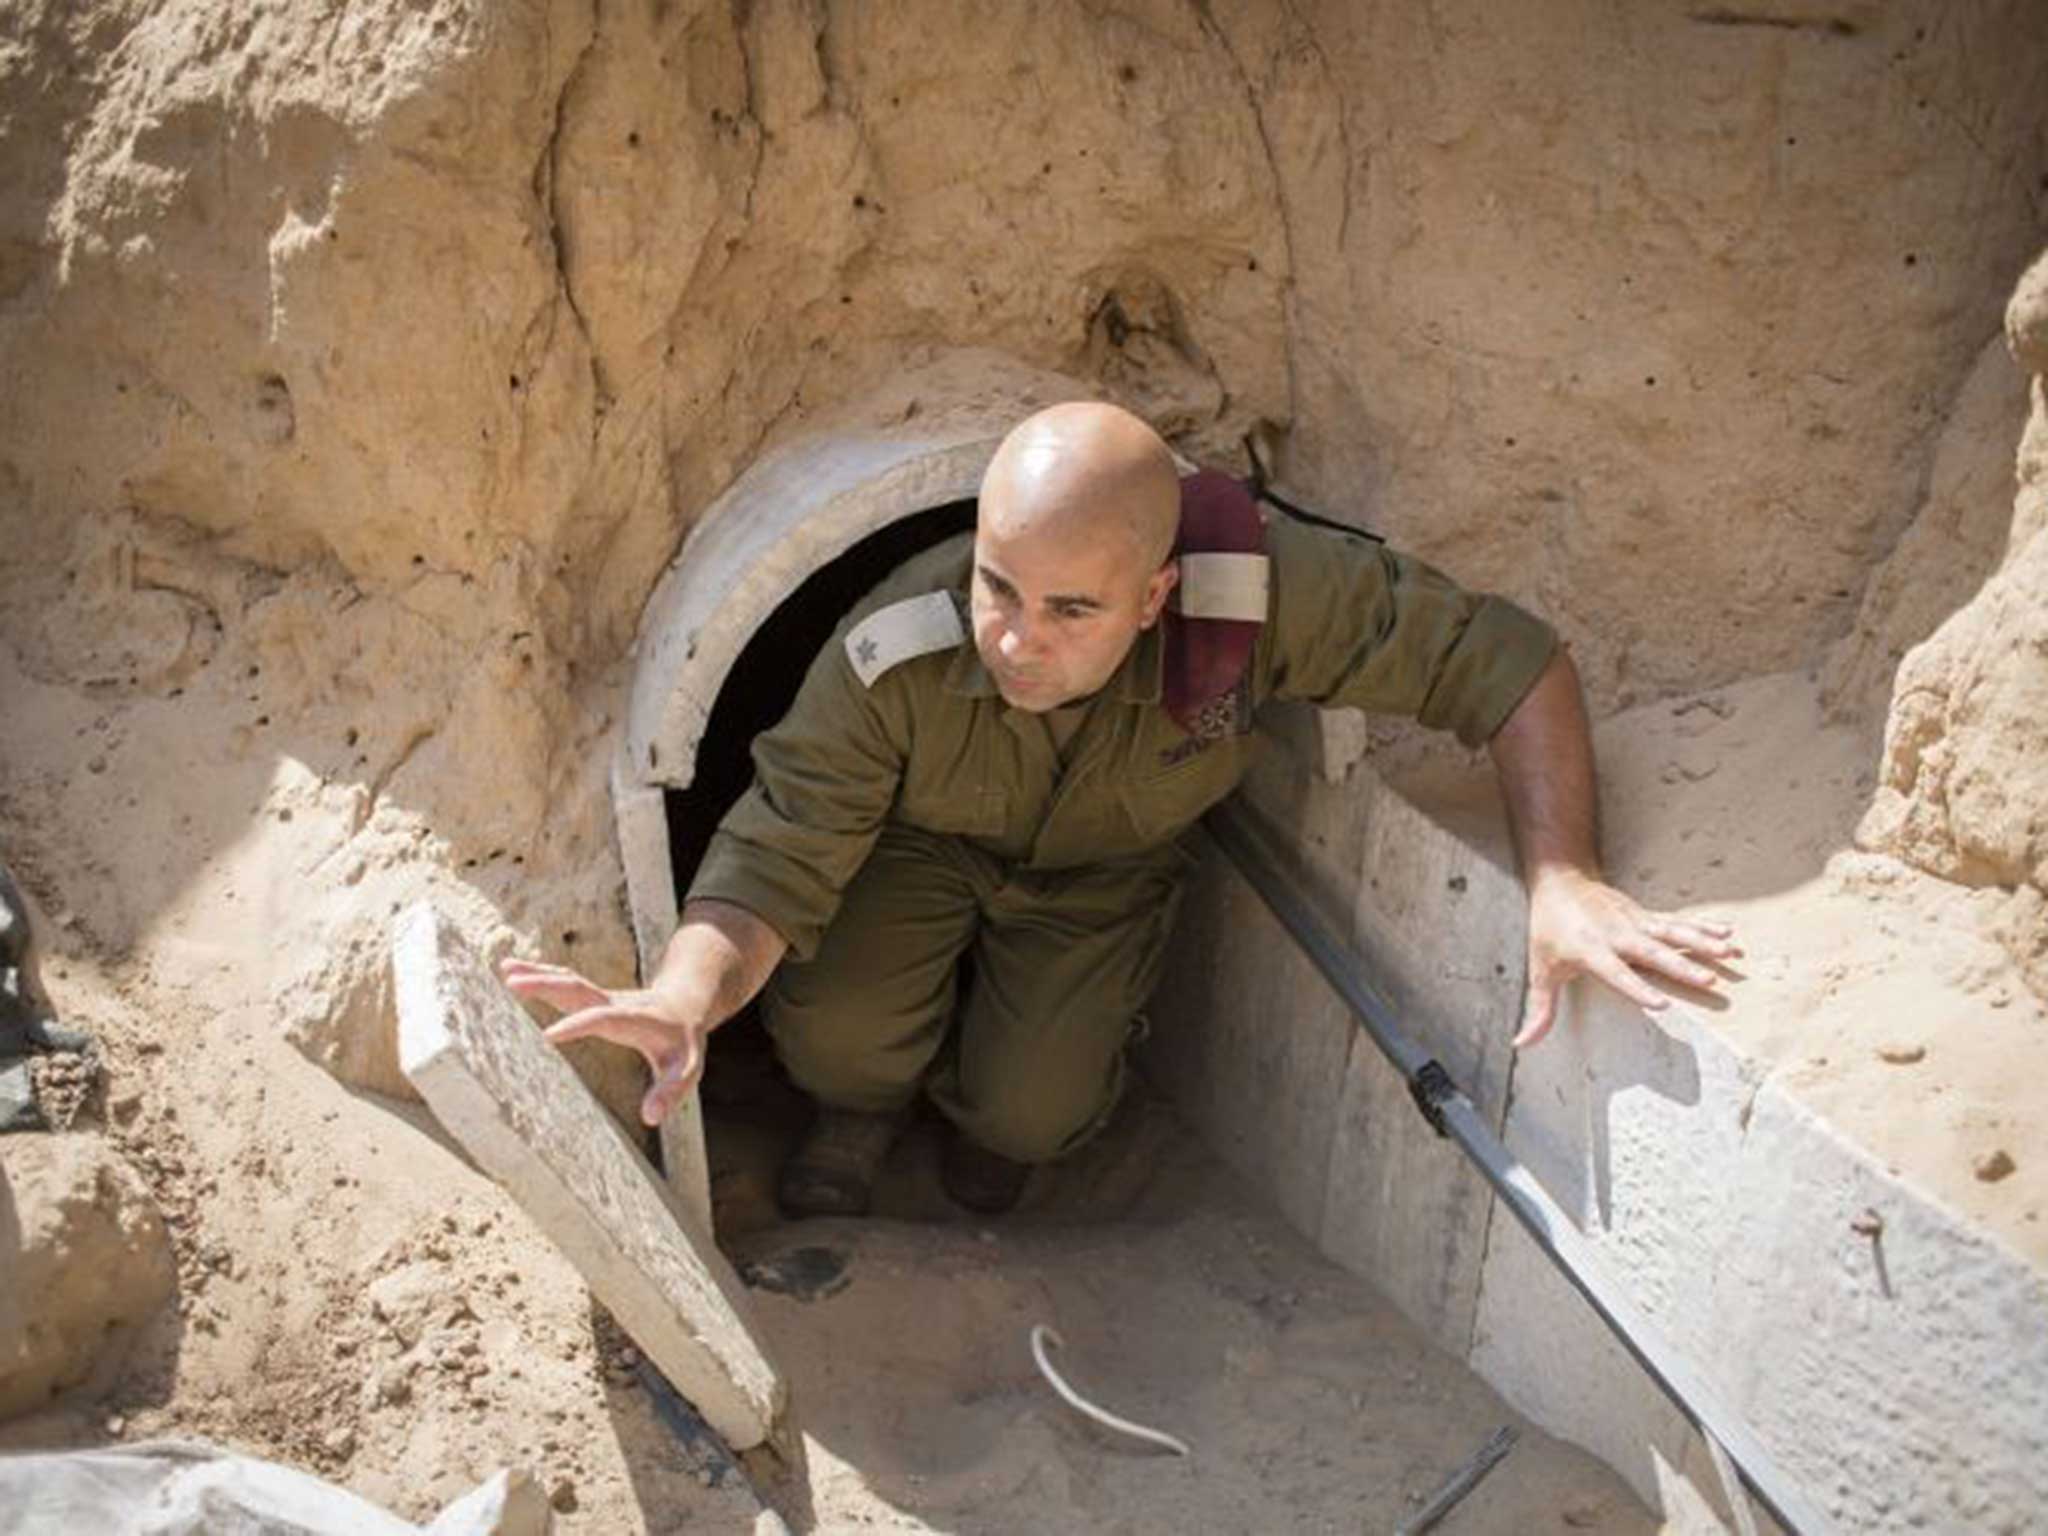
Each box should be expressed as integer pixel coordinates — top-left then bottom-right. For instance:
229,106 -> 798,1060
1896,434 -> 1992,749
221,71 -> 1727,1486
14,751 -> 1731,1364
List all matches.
1323,765 -> 1524,1353
1484,975 -> 2048,1532
393,902 -> 786,1453
1146,838 -> 1352,1241
1153,705 -> 1516,1359
1468,1177 -> 1695,1507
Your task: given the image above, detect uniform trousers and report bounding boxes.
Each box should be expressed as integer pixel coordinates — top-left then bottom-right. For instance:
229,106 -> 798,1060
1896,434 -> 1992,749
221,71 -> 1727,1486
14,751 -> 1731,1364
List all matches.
762,822 -> 1188,1163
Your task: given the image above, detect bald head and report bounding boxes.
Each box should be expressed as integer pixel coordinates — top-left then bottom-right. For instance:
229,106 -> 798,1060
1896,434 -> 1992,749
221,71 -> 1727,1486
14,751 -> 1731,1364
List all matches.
979,402 -> 1180,569
968,403 -> 1184,711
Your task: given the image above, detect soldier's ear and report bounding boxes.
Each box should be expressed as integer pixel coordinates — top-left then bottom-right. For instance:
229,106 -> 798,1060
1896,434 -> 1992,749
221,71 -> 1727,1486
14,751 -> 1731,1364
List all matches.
1139,559 -> 1179,628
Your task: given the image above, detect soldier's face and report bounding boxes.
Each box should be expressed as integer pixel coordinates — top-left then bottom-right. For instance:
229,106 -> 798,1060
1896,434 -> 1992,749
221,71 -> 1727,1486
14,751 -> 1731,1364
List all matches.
970,519 -> 1178,712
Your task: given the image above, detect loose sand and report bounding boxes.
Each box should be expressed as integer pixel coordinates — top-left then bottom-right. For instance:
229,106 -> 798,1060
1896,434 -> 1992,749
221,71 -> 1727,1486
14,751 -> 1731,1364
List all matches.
0,844 -> 1654,1534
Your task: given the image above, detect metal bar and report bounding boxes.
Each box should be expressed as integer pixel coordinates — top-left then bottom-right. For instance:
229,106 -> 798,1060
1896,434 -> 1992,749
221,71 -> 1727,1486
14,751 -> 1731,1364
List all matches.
1203,799 -> 1828,1536
1394,1424 -> 1518,1536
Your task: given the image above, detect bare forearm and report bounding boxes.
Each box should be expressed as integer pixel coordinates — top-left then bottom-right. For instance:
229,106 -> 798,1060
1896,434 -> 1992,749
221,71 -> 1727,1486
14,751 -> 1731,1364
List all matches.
649,898 -> 788,1030
1483,648 -> 1741,1046
1487,649 -> 1601,886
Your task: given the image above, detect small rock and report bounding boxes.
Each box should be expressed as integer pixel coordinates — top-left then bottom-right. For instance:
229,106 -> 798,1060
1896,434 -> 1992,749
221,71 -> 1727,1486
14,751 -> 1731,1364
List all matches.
1974,1148 -> 2017,1183
549,1477 -> 578,1513
323,1427 -> 355,1459
105,1415 -> 126,1436
616,1346 -> 638,1368
1876,1042 -> 1926,1065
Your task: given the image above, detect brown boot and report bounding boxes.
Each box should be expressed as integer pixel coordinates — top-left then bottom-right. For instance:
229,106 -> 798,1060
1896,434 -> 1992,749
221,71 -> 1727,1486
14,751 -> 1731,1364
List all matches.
941,1130 -> 1032,1215
777,1108 -> 904,1218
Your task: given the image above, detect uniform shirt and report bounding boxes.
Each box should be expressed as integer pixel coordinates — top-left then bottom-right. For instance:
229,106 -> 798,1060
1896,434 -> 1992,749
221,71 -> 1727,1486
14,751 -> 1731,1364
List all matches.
688,512 -> 1557,959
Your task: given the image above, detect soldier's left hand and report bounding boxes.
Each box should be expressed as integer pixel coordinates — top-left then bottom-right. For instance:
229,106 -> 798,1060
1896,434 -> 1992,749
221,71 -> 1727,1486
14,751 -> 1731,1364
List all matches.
1515,868 -> 1740,1049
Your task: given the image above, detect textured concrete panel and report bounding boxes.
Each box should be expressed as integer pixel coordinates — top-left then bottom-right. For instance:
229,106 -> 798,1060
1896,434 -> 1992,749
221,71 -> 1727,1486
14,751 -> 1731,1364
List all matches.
1154,706 -> 1517,1358
1470,1201 -> 1694,1507
1724,1083 -> 2048,1536
1147,837 -> 1352,1241
1322,765 -> 1525,1355
393,902 -> 785,1452
1483,979 -> 2048,1532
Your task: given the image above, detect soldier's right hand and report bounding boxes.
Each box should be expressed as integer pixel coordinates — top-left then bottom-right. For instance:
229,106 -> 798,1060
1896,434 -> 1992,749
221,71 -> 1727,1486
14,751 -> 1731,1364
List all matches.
496,957 -> 709,1127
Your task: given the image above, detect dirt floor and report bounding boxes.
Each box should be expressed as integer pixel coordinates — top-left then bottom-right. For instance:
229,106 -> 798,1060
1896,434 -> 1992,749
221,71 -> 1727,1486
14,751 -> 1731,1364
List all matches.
4,624 -> 2043,1533
0,890 -> 1660,1536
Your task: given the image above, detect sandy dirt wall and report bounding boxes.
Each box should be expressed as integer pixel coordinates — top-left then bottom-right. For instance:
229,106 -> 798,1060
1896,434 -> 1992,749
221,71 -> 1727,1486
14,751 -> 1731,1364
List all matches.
5,2 -> 2042,676
2,0 -> 2042,1083
0,5 -> 2046,1522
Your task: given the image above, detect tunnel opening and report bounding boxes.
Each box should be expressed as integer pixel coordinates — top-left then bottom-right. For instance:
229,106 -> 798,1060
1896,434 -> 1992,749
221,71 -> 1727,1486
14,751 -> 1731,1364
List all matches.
661,496 -> 977,898
659,495 -> 978,1229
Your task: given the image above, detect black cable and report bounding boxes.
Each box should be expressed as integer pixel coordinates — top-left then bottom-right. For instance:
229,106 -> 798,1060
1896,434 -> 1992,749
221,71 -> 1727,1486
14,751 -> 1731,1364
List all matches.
1238,434 -> 1385,544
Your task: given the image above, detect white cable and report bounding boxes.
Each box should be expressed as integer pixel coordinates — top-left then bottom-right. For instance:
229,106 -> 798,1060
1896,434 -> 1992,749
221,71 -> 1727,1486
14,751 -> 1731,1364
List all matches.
1028,1324 -> 1191,1459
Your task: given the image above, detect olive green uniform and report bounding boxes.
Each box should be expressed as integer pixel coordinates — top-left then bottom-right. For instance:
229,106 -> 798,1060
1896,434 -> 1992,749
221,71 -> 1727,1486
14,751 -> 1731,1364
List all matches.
688,513 -> 1556,1162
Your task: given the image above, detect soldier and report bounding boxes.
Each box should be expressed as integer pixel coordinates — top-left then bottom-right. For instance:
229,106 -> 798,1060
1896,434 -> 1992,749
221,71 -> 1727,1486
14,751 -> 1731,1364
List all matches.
503,402 -> 1737,1215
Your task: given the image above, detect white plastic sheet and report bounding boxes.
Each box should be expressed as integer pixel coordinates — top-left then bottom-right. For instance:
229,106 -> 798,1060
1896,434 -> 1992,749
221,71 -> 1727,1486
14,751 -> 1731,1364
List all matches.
0,1440 -> 550,1536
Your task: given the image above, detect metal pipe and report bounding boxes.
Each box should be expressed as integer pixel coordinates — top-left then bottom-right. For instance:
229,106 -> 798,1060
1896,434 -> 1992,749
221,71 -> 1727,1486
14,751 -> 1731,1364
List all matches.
1203,798 -> 1829,1536
1394,1424 -> 1518,1536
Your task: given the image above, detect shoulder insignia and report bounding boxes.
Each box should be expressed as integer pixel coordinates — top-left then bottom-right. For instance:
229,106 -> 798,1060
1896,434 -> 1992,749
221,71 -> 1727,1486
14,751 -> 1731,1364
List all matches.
843,591 -> 964,688
1175,552 -> 1269,622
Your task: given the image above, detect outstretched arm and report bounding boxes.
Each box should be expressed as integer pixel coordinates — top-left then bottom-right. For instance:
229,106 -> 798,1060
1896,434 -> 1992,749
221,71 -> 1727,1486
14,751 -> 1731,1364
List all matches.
1487,649 -> 1739,1047
499,898 -> 788,1126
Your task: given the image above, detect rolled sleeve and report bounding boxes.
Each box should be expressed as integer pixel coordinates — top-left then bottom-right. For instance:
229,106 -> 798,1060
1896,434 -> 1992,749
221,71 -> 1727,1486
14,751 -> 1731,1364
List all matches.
1413,592 -> 1557,746
1262,515 -> 1557,747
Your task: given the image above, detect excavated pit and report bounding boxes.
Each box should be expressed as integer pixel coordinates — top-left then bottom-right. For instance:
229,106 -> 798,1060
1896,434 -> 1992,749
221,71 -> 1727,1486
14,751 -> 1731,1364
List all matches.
622,438 -> 1671,1533
4,4 -> 2046,1532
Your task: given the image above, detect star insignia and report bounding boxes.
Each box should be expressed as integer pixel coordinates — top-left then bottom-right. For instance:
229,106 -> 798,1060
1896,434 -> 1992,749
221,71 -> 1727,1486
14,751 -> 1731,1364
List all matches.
854,637 -> 879,667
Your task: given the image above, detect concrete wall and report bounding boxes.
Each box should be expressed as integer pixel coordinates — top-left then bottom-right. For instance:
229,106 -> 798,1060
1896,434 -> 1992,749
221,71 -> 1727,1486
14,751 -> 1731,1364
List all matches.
1148,706 -> 2048,1533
